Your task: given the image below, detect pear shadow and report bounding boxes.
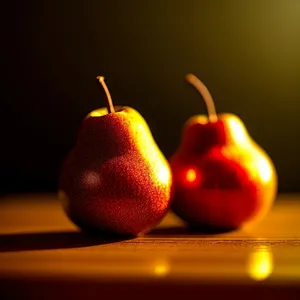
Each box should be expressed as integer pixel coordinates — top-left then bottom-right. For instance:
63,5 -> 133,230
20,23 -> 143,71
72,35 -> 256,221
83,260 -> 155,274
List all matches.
0,231 -> 133,253
148,225 -> 238,237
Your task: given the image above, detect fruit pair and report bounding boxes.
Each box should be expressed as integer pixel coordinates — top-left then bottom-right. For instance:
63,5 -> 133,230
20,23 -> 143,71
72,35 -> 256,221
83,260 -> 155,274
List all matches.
59,75 -> 277,236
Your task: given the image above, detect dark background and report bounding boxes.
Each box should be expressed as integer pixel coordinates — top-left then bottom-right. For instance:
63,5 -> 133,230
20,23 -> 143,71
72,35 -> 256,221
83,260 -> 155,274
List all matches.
1,0 -> 300,194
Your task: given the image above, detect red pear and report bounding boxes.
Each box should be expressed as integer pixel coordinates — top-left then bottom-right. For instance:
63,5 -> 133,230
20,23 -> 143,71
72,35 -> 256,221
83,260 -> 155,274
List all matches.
169,74 -> 277,231
59,77 -> 173,236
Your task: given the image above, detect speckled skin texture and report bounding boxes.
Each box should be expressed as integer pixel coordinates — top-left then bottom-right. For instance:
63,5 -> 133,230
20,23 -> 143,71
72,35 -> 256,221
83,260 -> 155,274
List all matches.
169,113 -> 277,230
59,107 -> 173,236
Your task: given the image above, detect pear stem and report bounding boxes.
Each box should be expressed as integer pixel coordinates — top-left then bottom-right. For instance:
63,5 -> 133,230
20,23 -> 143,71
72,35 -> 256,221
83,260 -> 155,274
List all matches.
186,74 -> 218,122
96,76 -> 115,114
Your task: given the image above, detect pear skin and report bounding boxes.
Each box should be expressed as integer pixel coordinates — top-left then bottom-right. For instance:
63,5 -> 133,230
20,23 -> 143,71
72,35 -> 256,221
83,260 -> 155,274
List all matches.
59,78 -> 173,236
169,75 -> 277,231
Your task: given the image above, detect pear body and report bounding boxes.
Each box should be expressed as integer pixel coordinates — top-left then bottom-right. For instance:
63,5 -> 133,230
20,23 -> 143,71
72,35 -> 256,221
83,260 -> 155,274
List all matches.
59,107 -> 173,236
169,114 -> 277,231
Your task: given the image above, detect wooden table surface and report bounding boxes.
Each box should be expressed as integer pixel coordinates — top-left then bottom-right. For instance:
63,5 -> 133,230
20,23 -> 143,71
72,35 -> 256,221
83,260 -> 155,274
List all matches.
0,193 -> 300,299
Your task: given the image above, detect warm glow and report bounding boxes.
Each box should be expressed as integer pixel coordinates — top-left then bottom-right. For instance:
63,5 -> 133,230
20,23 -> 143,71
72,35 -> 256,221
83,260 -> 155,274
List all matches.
185,168 -> 197,183
157,165 -> 171,185
135,122 -> 172,189
154,260 -> 170,277
247,246 -> 273,281
227,117 -> 247,144
88,110 -> 103,117
257,157 -> 272,183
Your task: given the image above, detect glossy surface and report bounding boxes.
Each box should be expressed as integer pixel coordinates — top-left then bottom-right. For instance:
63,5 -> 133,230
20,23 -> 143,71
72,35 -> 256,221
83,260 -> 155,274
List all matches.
59,106 -> 173,236
169,114 -> 277,230
0,194 -> 299,298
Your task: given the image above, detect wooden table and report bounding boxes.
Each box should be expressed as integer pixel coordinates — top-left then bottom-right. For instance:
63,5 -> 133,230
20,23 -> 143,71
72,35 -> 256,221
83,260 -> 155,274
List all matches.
0,193 -> 300,299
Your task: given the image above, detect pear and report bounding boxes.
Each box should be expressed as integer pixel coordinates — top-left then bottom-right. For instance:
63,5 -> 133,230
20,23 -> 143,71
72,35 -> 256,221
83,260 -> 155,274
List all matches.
169,74 -> 277,231
59,76 -> 173,236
